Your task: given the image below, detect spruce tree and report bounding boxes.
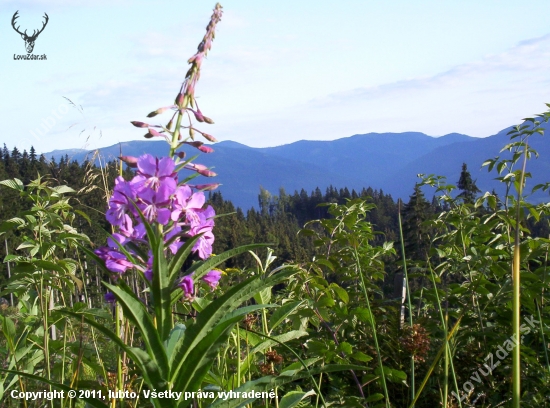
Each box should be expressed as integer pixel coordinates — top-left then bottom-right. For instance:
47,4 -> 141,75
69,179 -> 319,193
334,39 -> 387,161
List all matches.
457,163 -> 481,205
402,183 -> 432,261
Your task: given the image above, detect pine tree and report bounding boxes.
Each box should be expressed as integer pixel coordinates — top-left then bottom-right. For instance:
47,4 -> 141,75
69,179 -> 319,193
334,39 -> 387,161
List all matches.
457,163 -> 481,205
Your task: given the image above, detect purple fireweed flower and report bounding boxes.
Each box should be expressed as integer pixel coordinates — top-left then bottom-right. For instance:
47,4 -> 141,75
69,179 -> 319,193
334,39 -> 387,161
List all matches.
105,292 -> 117,303
171,185 -> 206,224
165,225 -> 184,255
179,274 -> 194,300
130,221 -> 147,242
107,233 -> 130,249
106,176 -> 139,231
202,270 -> 222,289
135,154 -> 176,191
188,205 -> 215,230
137,181 -> 176,225
144,253 -> 153,281
106,193 -> 132,228
95,247 -> 134,274
190,224 -> 215,259
106,251 -> 134,274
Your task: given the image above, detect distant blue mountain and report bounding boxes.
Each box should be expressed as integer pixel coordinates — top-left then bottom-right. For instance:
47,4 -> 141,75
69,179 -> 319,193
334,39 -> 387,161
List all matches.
44,125 -> 550,209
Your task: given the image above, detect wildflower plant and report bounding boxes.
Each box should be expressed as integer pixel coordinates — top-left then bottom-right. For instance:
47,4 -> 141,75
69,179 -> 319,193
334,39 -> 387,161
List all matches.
0,4 -> 297,408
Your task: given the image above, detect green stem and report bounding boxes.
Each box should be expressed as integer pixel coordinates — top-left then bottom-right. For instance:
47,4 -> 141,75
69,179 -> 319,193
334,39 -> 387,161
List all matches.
169,111 -> 185,158
61,320 -> 68,408
116,303 -> 123,407
236,326 -> 241,388
352,247 -> 390,408
535,299 -> 550,375
427,265 -> 462,408
398,204 -> 415,405
512,136 -> 529,408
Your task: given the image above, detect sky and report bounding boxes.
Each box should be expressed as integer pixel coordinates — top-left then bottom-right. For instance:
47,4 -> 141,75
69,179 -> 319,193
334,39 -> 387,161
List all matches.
2,0 -> 550,154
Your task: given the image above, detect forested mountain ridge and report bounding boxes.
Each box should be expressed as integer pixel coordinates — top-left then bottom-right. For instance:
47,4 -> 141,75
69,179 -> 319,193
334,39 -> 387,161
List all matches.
42,121 -> 550,209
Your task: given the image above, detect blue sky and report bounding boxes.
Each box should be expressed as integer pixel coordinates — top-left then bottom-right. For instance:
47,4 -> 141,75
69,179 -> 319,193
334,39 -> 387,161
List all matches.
2,0 -> 550,154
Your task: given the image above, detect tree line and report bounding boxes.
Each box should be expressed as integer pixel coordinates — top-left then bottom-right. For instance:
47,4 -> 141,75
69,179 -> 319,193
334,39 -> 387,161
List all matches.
1,144 -> 548,300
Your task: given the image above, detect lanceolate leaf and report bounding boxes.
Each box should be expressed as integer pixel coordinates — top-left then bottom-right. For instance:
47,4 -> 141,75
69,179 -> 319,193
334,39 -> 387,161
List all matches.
268,301 -> 303,332
185,244 -> 270,281
60,310 -> 168,394
103,282 -> 170,380
168,233 -> 203,284
279,390 -> 316,408
151,239 -> 173,341
170,269 -> 295,391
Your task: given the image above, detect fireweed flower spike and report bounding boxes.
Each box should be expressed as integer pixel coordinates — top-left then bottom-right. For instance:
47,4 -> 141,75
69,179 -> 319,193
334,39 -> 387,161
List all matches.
77,9 -> 305,408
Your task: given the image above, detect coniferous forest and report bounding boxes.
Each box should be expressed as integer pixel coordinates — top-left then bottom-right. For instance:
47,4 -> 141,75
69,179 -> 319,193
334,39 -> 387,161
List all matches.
2,4 -> 550,408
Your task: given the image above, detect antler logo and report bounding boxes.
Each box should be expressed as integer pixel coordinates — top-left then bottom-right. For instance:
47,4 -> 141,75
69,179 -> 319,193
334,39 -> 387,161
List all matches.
11,11 -> 49,54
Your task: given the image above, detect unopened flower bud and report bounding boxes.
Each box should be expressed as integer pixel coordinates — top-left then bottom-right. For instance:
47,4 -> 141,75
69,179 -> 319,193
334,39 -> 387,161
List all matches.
118,155 -> 138,168
177,151 -> 186,159
147,128 -> 163,137
189,128 -> 195,140
198,145 -> 214,153
191,163 -> 208,171
175,93 -> 188,107
201,133 -> 218,143
203,116 -> 214,124
198,169 -> 217,177
191,109 -> 205,122
147,106 -> 174,118
131,121 -> 149,128
195,183 -> 220,191
184,141 -> 214,153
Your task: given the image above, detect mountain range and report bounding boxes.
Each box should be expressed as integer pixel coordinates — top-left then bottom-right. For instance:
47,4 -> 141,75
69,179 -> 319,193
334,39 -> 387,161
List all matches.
44,122 -> 550,210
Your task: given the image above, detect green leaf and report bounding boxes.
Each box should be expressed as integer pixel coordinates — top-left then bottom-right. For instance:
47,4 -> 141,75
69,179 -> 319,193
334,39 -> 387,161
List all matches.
365,393 -> 384,402
60,309 -> 168,393
0,179 -> 24,191
0,217 -> 26,234
150,237 -> 172,341
74,209 -> 92,225
186,244 -> 270,281
269,301 -> 303,331
314,258 -> 335,271
168,234 -> 202,285
52,185 -> 75,194
0,316 -> 16,343
351,351 -> 372,362
339,341 -> 353,355
103,283 -> 170,381
170,269 -> 296,395
279,390 -> 316,408
330,283 -> 349,304
254,287 -> 272,304
354,307 -> 373,323
164,324 -> 186,358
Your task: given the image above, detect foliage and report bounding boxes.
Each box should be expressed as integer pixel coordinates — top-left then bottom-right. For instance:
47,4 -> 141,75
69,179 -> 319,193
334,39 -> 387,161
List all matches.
1,4 -> 550,408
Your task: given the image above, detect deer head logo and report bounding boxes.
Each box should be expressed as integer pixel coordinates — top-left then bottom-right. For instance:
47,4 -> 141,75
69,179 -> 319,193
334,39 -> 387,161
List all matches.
11,11 -> 49,54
